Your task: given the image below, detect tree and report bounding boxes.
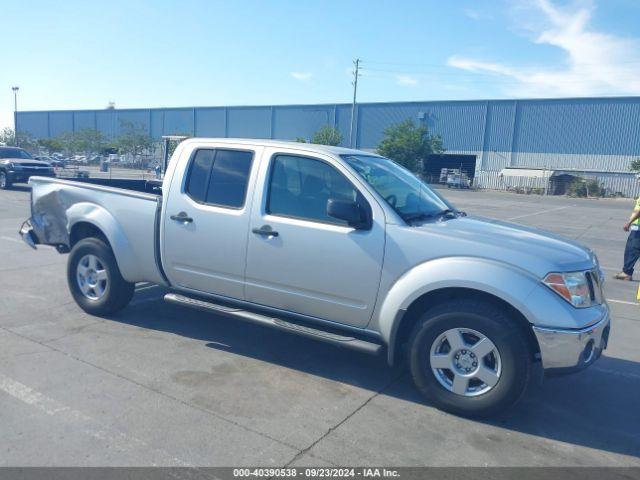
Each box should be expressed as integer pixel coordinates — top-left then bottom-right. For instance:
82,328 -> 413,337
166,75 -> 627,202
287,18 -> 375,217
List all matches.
116,120 -> 152,159
38,137 -> 66,153
376,119 -> 444,173
0,127 -> 38,152
311,125 -> 342,146
67,129 -> 106,156
0,127 -> 15,146
631,158 -> 640,172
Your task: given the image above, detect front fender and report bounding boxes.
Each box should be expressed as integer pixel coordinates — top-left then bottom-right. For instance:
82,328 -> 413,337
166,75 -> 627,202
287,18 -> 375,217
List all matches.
371,257 -> 541,363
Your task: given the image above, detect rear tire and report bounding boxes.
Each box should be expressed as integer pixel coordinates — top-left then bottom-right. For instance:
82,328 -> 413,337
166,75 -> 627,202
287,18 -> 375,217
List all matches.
67,237 -> 134,316
407,299 -> 532,418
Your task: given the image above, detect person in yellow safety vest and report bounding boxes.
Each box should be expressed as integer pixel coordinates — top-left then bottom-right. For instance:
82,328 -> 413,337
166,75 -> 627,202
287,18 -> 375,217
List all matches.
615,175 -> 640,281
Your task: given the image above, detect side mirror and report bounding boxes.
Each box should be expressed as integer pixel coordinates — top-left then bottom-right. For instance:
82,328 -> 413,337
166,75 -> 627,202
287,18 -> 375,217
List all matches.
327,198 -> 370,229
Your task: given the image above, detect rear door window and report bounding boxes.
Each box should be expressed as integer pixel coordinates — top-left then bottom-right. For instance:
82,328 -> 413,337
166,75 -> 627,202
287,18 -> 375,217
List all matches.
185,150 -> 214,202
205,150 -> 253,208
185,149 -> 253,208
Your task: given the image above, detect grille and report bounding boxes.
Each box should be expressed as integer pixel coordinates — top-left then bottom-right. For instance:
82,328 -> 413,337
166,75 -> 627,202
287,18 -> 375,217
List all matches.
586,269 -> 604,304
18,163 -> 49,168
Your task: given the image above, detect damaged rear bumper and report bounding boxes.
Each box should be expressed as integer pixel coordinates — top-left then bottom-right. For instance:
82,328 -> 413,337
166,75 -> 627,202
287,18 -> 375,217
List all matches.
19,219 -> 39,249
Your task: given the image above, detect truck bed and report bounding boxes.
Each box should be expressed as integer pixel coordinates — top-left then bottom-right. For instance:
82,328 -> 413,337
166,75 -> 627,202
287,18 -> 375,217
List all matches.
26,176 -> 166,285
61,176 -> 163,195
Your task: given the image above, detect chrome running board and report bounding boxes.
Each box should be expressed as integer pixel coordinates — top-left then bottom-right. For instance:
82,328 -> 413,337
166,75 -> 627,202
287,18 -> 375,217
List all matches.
164,293 -> 382,355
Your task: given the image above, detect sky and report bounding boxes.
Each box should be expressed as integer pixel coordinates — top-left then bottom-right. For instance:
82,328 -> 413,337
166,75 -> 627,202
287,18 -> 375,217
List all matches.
2,0 -> 640,130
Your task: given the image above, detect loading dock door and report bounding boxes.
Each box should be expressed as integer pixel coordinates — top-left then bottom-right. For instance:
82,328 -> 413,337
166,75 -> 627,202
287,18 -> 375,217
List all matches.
424,154 -> 477,183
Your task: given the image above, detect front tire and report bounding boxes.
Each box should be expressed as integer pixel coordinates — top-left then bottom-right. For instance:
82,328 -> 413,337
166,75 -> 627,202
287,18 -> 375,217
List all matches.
408,299 -> 532,418
67,237 -> 134,316
0,171 -> 11,190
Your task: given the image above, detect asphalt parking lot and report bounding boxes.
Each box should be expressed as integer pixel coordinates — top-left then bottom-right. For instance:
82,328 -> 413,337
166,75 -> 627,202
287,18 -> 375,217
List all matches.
0,185 -> 638,467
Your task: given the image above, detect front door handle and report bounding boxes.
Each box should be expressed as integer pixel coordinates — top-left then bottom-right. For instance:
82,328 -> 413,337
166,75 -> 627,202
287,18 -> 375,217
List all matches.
170,212 -> 193,223
252,225 -> 279,237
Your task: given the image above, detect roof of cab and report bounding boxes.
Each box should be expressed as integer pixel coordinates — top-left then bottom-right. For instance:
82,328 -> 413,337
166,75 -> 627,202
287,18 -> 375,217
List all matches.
179,137 -> 375,157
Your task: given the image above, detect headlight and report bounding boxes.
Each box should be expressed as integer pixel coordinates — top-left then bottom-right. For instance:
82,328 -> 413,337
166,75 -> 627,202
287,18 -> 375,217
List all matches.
543,271 -> 593,308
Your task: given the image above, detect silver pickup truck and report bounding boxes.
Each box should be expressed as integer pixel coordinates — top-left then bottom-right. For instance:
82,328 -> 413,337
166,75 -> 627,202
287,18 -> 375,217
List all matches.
20,138 -> 610,417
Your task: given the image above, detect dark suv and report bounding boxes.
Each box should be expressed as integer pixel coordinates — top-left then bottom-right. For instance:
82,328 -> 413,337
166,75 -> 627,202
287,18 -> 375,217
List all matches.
0,146 -> 55,189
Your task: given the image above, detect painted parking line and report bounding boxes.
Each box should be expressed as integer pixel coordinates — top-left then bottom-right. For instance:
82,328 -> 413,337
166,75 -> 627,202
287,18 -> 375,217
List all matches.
507,205 -> 574,221
0,372 -> 190,466
0,235 -> 22,244
607,298 -> 639,306
135,283 -> 159,292
599,266 -> 621,272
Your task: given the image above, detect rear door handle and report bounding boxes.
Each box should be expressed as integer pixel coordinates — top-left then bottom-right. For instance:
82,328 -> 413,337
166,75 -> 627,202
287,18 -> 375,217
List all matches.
252,225 -> 279,237
170,212 -> 193,223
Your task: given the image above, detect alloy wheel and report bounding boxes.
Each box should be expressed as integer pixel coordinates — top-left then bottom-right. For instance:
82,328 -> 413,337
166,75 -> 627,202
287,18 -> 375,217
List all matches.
429,327 -> 502,397
76,254 -> 108,300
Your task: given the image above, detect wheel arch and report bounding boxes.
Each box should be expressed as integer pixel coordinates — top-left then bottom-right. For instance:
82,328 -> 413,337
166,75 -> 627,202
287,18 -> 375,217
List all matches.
65,203 -> 138,282
373,257 -> 542,366
70,221 -> 112,250
388,287 -> 541,366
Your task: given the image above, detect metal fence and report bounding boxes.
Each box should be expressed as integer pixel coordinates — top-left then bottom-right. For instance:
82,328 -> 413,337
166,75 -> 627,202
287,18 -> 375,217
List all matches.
474,171 -> 640,198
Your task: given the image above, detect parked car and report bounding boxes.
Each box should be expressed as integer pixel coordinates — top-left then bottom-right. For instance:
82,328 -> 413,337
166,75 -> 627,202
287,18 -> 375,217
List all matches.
0,146 -> 55,189
35,155 -> 65,168
441,168 -> 471,189
19,139 -> 609,417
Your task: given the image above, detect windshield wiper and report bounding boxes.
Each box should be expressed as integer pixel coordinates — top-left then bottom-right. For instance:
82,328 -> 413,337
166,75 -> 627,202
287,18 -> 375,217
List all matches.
403,209 -> 459,223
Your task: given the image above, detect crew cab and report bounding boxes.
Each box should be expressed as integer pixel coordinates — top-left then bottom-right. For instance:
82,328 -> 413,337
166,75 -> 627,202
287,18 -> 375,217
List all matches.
19,138 -> 610,417
0,146 -> 56,189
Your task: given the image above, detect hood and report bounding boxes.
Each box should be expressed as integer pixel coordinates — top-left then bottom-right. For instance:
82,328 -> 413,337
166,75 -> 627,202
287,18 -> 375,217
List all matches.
1,158 -> 51,167
407,215 -> 595,278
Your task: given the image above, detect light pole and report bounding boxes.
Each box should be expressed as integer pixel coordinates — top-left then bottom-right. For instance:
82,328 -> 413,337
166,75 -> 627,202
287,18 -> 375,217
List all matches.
12,86 -> 19,146
348,58 -> 360,148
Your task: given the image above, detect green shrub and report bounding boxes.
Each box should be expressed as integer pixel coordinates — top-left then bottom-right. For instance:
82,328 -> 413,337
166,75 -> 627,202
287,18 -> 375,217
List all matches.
567,178 -> 604,197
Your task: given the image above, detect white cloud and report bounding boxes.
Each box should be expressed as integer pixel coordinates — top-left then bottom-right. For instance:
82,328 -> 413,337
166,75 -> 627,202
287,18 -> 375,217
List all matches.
395,74 -> 418,86
290,72 -> 313,81
448,0 -> 640,97
463,8 -> 493,21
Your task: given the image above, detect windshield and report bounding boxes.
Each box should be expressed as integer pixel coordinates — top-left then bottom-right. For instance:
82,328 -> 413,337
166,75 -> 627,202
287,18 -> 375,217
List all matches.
342,154 -> 455,222
0,148 -> 33,160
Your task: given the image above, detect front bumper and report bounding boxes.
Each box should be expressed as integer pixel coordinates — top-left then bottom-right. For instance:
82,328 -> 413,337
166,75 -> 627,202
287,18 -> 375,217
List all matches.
7,170 -> 55,184
533,310 -> 610,373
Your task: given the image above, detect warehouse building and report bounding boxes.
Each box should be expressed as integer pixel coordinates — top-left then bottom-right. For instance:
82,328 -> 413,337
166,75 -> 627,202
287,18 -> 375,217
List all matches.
16,96 -> 640,197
